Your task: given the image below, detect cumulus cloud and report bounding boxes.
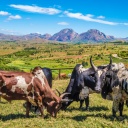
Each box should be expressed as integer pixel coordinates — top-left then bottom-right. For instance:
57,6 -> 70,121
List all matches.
97,15 -> 105,19
10,4 -> 61,15
58,22 -> 69,25
0,11 -> 10,16
8,15 -> 22,20
64,11 -> 118,25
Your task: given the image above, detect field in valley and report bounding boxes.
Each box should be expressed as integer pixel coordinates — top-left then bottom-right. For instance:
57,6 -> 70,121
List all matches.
0,40 -> 128,78
0,40 -> 128,127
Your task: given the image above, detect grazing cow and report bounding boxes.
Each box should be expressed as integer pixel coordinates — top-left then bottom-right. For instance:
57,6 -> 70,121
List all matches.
0,67 -> 53,112
60,57 -> 103,110
30,67 -> 52,112
29,67 -> 52,113
0,67 -> 68,118
100,58 -> 128,118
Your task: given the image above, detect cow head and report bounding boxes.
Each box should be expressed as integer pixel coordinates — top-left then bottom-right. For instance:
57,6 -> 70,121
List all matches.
46,100 -> 61,117
45,93 -> 71,117
100,57 -> 119,99
90,56 -> 102,92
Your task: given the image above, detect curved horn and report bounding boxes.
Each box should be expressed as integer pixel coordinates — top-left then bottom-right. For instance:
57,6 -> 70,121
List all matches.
90,56 -> 97,71
61,99 -> 73,103
60,93 -> 71,98
108,55 -> 112,70
55,89 -> 61,96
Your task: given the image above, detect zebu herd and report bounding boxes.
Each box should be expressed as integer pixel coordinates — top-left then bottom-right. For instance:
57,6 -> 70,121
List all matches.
0,56 -> 128,120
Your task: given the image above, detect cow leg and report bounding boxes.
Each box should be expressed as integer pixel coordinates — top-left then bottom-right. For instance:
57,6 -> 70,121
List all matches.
26,101 -> 31,118
126,100 -> 128,107
112,108 -> 117,117
37,105 -> 44,118
36,98 -> 44,118
84,96 -> 89,110
79,100 -> 84,109
34,106 -> 39,113
119,101 -> 124,116
112,99 -> 119,117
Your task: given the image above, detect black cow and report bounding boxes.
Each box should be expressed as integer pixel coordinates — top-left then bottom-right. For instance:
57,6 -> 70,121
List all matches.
42,67 -> 52,88
100,58 -> 128,118
61,57 -> 102,110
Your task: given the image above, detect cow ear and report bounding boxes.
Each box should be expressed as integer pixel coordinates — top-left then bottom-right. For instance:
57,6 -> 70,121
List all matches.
30,68 -> 34,74
46,101 -> 55,106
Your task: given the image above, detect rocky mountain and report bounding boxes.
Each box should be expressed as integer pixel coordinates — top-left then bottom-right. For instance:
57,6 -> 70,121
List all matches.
0,28 -> 125,43
49,28 -> 78,41
22,33 -> 51,40
41,33 -> 52,40
77,29 -> 114,42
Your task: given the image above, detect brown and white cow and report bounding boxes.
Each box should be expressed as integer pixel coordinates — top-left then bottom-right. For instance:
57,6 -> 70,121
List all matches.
0,67 -> 68,118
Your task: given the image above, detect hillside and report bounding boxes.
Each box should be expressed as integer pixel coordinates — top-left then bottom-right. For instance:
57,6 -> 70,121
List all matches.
0,28 -> 128,43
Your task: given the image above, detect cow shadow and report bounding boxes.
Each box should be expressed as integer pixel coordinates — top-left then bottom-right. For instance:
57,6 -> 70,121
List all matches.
70,113 -> 128,122
0,101 -> 8,104
0,114 -> 37,121
65,106 -> 109,112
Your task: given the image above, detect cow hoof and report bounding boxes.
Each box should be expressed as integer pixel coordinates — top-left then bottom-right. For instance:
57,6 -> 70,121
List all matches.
35,110 -> 41,115
111,116 -> 117,121
82,107 -> 89,111
118,116 -> 124,121
38,115 -> 44,119
26,115 -> 29,118
86,107 -> 89,111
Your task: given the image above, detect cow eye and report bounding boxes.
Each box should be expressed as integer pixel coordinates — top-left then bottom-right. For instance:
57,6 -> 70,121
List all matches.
90,73 -> 95,77
103,77 -> 105,81
106,75 -> 111,78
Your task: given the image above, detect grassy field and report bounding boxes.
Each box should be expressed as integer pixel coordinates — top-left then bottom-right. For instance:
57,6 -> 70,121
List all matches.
0,41 -> 128,78
0,79 -> 128,128
0,41 -> 128,127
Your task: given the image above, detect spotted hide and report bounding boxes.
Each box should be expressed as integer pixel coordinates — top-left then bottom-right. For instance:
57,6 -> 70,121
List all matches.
0,67 -> 68,118
101,59 -> 128,118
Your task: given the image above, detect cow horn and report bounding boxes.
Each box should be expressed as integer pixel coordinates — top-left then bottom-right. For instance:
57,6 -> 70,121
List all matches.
55,89 -> 61,96
108,55 -> 112,70
60,93 -> 71,98
61,99 -> 73,103
90,56 -> 97,71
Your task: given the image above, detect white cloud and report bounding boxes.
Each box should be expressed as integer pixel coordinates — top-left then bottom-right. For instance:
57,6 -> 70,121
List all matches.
10,4 -> 61,15
8,15 -> 22,20
64,11 -> 118,25
0,28 -> 21,35
97,15 -> 105,19
86,14 -> 94,18
122,23 -> 128,26
0,11 -> 10,16
58,22 -> 69,25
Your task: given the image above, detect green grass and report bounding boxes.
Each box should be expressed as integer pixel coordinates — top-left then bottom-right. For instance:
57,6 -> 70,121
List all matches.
0,42 -> 128,127
0,79 -> 128,128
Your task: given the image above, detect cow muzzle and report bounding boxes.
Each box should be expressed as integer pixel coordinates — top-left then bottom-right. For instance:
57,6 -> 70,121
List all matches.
94,86 -> 101,93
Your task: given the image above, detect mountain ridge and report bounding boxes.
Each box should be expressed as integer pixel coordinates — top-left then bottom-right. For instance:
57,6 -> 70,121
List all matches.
0,28 -> 127,43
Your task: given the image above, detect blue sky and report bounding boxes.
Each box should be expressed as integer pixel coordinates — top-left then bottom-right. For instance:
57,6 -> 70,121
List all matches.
0,0 -> 128,38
